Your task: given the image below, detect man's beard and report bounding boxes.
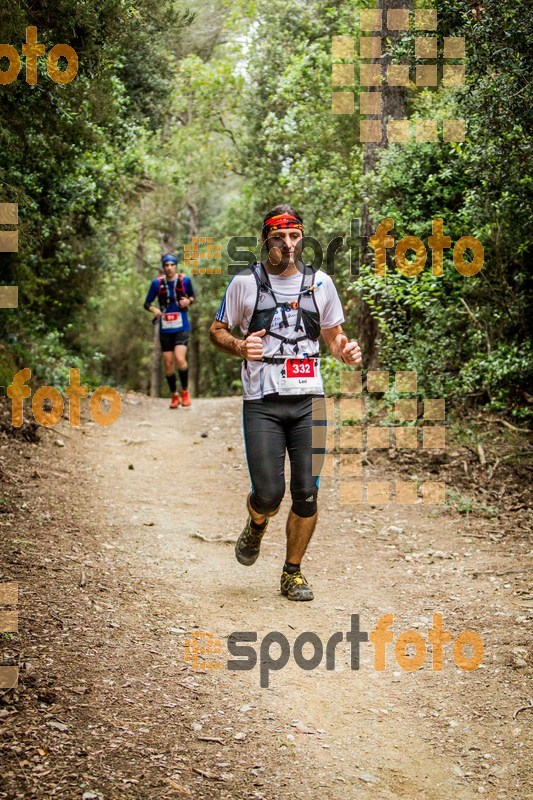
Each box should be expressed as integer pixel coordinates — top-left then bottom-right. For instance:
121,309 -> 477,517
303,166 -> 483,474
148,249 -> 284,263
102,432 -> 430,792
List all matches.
267,243 -> 302,270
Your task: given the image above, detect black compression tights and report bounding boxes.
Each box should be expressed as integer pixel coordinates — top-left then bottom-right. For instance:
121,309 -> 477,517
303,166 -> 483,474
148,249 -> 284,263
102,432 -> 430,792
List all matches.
242,394 -> 327,518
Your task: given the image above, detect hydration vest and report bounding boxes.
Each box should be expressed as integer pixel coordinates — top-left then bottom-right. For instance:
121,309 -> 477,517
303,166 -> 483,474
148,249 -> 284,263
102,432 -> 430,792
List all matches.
157,274 -> 186,310
247,262 -> 322,362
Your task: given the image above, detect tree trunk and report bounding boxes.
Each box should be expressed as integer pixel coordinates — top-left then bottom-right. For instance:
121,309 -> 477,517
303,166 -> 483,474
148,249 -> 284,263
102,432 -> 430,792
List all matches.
135,197 -> 146,275
150,321 -> 162,398
135,234 -> 145,274
186,200 -> 200,397
190,332 -> 200,397
359,0 -> 413,369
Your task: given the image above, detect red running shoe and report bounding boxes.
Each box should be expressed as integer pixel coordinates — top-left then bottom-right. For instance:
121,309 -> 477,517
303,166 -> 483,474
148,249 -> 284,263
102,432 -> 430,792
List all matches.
181,390 -> 191,407
169,392 -> 180,409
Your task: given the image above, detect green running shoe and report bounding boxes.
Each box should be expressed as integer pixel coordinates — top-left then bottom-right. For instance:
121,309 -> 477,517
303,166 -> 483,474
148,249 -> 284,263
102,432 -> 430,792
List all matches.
280,569 -> 314,601
235,516 -> 268,566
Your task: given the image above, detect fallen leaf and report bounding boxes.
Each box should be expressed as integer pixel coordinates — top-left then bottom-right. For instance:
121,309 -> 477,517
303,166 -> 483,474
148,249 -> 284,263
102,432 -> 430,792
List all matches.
192,767 -> 230,781
46,720 -> 68,732
359,772 -> 379,784
166,778 -> 190,795
197,736 -> 224,743
291,720 -> 316,735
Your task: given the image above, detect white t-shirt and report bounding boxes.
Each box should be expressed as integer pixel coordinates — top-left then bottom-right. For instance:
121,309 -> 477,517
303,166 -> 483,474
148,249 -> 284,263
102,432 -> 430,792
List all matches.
215,265 -> 345,400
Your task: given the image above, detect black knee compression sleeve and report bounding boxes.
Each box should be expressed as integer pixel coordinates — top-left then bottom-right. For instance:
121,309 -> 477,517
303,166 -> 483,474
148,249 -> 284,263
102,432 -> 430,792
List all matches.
250,491 -> 283,517
291,486 -> 318,518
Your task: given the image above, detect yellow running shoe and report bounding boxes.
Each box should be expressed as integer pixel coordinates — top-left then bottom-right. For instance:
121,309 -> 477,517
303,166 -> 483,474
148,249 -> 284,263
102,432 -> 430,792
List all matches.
280,569 -> 314,601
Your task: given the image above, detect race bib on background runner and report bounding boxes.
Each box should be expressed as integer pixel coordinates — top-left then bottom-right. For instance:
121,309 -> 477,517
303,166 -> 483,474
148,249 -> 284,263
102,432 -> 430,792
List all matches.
160,312 -> 183,330
278,357 -> 322,395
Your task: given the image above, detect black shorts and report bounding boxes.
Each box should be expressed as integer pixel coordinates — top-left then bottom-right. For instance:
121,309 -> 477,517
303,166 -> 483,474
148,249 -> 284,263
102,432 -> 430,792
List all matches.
160,330 -> 190,352
242,394 -> 327,518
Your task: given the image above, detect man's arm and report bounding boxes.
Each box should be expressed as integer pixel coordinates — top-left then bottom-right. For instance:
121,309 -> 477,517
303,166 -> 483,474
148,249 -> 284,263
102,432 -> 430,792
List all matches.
210,320 -> 266,361
144,281 -> 162,317
179,276 -> 195,308
321,325 -> 362,366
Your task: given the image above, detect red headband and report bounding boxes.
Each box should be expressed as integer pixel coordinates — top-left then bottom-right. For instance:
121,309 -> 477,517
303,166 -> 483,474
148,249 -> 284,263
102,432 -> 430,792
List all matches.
262,213 -> 304,233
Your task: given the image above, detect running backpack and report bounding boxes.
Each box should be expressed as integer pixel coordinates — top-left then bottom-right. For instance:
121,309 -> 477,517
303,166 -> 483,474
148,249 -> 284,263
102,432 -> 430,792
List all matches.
157,274 -> 186,310
247,262 -> 322,358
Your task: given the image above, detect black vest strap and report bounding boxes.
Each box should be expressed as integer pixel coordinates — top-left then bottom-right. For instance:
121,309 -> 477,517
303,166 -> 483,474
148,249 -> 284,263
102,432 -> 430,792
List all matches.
158,274 -> 185,309
261,353 -> 319,364
247,262 -> 321,357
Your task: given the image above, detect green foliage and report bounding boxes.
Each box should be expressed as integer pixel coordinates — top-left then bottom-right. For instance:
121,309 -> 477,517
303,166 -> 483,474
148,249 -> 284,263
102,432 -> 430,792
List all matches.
352,0 -> 532,412
0,0 -> 193,370
1,0 -> 529,418
446,489 -> 498,518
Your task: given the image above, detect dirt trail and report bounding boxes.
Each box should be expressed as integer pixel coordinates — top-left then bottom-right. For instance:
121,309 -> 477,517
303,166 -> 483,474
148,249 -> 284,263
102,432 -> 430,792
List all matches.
1,394 -> 531,799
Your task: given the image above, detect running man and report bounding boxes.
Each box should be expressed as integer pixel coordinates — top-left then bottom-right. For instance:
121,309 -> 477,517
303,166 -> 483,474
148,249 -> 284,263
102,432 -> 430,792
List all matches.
210,205 -> 362,601
144,254 -> 195,408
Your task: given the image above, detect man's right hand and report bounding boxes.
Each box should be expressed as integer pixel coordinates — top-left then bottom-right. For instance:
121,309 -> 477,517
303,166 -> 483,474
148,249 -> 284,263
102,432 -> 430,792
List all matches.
152,308 -> 163,318
242,329 -> 266,360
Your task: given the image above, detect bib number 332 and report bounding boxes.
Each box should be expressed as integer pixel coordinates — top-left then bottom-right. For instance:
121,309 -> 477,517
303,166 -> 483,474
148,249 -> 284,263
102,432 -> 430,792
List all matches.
286,358 -> 315,377
278,357 -> 322,395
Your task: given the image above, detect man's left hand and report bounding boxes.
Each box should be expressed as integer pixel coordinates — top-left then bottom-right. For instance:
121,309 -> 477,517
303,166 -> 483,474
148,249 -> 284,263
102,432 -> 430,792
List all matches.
179,297 -> 191,309
338,335 -> 362,366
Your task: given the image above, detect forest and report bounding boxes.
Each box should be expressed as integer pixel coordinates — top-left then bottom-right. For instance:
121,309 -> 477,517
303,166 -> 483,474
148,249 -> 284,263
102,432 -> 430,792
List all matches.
0,4 -> 532,796
1,0 -> 531,418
